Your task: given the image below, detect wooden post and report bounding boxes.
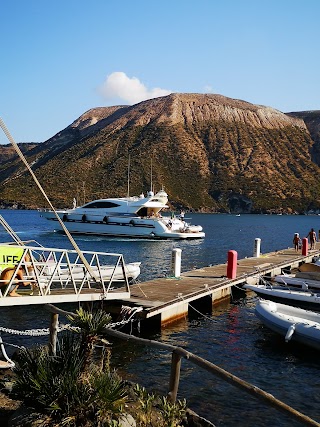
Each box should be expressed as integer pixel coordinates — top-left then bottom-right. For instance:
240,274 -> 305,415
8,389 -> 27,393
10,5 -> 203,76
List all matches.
49,312 -> 59,355
168,350 -> 182,403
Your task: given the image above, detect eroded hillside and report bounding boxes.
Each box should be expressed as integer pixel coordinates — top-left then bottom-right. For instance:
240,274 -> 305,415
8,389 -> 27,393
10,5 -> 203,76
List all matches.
1,93 -> 319,213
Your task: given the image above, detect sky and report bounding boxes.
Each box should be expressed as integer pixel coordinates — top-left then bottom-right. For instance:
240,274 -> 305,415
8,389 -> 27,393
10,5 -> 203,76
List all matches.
1,0 -> 320,144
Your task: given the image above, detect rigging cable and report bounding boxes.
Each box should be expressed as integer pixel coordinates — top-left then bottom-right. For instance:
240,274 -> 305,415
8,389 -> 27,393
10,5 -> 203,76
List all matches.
0,215 -> 24,244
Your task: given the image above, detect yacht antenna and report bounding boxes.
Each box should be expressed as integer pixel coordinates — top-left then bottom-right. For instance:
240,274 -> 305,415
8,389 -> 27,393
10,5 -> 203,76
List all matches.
0,117 -> 99,282
150,154 -> 153,193
127,154 -> 131,198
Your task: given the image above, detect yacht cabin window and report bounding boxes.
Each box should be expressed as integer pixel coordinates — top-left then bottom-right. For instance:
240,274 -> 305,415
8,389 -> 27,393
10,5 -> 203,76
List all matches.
83,201 -> 121,209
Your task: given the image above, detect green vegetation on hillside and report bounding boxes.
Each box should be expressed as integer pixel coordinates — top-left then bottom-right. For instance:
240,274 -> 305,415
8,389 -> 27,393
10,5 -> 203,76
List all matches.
1,95 -> 320,213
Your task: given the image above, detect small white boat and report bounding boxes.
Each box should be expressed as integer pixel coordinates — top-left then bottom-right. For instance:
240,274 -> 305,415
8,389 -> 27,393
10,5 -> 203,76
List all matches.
51,261 -> 141,283
255,299 -> 320,350
273,273 -> 320,290
272,259 -> 320,289
243,283 -> 320,312
39,190 -> 205,240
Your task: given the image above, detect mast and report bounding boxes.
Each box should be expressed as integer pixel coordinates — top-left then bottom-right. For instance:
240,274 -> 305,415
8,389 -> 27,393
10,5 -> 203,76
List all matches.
127,154 -> 131,198
150,153 -> 153,194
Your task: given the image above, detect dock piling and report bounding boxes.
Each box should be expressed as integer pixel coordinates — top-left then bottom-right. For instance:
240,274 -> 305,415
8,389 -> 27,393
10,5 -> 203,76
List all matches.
171,248 -> 182,278
302,238 -> 308,256
227,250 -> 237,279
254,238 -> 261,257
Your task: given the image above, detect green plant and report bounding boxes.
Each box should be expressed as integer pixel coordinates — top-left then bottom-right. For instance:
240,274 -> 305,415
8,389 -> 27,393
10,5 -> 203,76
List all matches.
12,308 -> 190,427
67,307 -> 112,336
133,384 -> 156,425
67,307 -> 112,369
12,333 -> 92,419
12,308 -> 128,426
90,366 -> 128,421
158,396 -> 187,427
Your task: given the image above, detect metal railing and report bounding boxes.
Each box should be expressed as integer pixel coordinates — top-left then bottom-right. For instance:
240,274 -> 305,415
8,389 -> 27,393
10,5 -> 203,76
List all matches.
0,244 -> 131,298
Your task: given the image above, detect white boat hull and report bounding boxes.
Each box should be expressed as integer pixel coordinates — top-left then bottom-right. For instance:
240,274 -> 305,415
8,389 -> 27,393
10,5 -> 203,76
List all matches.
40,211 -> 205,239
255,299 -> 320,350
273,273 -> 320,290
54,262 -> 141,282
244,283 -> 320,311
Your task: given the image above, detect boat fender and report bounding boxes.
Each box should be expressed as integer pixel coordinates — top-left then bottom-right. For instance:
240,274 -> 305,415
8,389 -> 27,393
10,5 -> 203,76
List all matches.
62,214 -> 68,222
82,214 -> 87,222
285,324 -> 296,342
103,216 -> 108,224
129,219 -> 135,226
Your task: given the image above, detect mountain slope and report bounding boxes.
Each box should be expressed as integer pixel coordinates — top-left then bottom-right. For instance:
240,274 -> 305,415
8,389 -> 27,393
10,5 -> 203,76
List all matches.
287,110 -> 320,165
1,93 -> 319,213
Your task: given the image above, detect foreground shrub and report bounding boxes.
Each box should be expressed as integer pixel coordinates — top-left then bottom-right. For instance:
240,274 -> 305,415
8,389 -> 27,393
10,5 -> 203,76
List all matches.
11,308 -> 188,426
12,319 -> 127,425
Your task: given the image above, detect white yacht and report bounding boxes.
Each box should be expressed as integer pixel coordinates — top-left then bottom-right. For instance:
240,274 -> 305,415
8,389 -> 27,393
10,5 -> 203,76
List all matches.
39,190 -> 205,239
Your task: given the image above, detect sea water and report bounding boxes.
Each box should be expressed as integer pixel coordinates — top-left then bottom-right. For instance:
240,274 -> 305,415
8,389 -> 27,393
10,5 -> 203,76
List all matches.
1,210 -> 320,426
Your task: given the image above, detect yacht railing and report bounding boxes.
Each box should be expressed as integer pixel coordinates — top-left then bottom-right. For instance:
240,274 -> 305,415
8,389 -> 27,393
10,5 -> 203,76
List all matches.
0,244 -> 131,298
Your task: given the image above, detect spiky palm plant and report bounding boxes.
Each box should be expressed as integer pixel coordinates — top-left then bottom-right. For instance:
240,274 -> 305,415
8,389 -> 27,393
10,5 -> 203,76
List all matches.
67,307 -> 112,370
13,334 -> 90,416
89,367 -> 128,424
12,309 -> 129,426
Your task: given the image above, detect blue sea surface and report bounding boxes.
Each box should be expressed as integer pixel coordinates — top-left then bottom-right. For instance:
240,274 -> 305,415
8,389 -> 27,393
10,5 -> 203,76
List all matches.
1,210 -> 320,426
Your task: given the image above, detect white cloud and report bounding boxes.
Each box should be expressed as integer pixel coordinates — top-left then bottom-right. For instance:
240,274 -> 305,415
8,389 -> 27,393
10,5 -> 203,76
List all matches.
100,72 -> 172,104
203,85 -> 214,93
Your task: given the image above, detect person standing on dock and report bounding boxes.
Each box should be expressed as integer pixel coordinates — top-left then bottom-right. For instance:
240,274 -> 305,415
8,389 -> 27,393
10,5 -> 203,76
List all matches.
293,233 -> 301,252
306,228 -> 317,250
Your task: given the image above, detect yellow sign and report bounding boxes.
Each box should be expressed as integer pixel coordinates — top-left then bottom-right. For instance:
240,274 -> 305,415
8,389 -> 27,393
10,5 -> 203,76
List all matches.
0,246 -> 24,271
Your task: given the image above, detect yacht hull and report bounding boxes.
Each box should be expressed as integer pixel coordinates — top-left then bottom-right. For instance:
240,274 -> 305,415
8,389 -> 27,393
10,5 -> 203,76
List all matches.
40,212 -> 205,239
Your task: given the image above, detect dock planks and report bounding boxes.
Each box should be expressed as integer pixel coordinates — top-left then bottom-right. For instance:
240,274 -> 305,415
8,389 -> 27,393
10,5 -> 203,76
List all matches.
0,245 -> 319,325
124,245 -> 320,325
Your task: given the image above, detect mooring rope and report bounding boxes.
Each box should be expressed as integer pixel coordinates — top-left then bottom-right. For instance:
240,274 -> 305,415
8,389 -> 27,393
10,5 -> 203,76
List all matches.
0,324 -> 70,336
0,306 -> 143,337
177,294 -> 218,322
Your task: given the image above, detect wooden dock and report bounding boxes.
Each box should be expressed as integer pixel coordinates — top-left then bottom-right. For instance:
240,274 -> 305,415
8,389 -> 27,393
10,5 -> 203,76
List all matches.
113,244 -> 320,328
1,244 -> 320,329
